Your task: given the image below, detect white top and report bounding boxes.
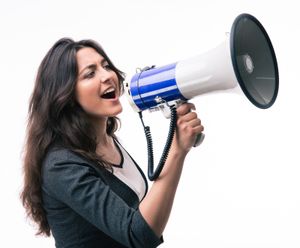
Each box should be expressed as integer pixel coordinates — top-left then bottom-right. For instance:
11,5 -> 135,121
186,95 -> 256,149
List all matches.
112,141 -> 147,202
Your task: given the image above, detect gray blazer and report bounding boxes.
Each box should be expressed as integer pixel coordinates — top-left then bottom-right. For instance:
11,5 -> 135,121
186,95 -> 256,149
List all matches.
42,146 -> 163,248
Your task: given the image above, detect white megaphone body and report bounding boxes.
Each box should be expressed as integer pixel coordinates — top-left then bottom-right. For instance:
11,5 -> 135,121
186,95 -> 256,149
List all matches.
125,13 -> 279,180
126,13 -> 279,113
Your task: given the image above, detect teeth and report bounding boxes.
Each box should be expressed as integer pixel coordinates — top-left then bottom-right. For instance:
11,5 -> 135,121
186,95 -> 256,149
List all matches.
101,87 -> 116,99
103,88 -> 115,94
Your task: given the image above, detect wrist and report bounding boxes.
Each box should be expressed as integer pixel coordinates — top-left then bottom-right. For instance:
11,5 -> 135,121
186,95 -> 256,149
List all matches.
162,149 -> 186,174
169,144 -> 189,160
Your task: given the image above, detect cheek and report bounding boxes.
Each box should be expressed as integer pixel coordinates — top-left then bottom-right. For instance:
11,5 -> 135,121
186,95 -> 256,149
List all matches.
75,82 -> 100,109
114,75 -> 122,94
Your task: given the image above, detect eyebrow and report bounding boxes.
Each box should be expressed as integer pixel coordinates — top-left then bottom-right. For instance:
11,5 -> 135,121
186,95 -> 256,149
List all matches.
78,58 -> 107,76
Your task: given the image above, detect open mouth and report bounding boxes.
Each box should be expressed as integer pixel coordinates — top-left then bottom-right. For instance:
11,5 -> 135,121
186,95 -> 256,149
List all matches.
101,88 -> 116,99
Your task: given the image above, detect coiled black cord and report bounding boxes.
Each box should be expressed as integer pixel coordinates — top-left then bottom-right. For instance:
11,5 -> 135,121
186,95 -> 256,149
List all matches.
139,105 -> 177,181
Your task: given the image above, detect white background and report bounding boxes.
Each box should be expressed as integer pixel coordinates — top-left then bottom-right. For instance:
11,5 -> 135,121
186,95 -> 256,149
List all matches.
1,0 -> 299,247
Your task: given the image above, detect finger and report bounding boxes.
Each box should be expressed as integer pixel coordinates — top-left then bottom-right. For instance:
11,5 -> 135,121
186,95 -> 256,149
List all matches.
176,103 -> 196,116
188,118 -> 203,129
178,111 -> 199,123
185,118 -> 204,133
193,123 -> 204,133
177,115 -> 203,133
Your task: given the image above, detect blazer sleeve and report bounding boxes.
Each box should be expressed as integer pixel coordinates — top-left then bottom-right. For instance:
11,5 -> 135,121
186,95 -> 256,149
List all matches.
42,149 -> 162,248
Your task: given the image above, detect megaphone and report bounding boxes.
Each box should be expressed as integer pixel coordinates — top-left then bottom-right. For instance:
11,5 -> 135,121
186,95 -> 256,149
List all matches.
125,13 -> 279,180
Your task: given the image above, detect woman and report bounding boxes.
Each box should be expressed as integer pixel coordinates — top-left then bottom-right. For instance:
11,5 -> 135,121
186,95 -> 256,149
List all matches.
21,38 -> 204,248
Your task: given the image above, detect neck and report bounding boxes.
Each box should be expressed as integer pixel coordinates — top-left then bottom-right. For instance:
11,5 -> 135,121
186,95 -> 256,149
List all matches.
94,124 -> 115,159
90,116 -> 114,149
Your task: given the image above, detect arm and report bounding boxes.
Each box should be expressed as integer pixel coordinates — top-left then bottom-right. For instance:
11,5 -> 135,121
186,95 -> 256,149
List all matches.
139,103 -> 204,236
42,150 -> 162,248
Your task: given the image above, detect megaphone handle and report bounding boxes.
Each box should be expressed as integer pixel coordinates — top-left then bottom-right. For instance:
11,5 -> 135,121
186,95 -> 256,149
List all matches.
194,133 -> 205,147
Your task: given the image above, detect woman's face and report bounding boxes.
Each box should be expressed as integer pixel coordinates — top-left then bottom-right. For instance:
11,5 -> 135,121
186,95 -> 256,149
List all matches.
75,47 -> 122,121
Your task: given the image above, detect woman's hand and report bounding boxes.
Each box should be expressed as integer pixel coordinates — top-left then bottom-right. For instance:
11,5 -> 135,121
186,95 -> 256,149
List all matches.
171,102 -> 204,154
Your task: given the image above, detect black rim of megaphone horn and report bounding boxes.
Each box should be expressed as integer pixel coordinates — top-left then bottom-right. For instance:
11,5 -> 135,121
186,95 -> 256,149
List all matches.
230,13 -> 279,109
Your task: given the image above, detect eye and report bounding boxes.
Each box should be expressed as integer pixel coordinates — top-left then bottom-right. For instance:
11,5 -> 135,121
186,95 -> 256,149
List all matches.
84,70 -> 96,79
103,61 -> 112,71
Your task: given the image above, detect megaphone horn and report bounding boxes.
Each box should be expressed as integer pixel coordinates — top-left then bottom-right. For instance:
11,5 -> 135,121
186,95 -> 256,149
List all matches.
126,13 -> 279,180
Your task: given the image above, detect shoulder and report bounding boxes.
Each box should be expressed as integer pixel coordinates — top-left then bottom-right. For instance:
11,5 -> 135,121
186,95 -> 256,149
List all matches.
42,147 -> 100,180
43,147 -> 87,166
41,147 -> 104,197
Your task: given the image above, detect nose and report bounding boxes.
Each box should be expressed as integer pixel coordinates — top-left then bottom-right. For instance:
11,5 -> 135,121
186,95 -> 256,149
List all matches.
99,68 -> 113,84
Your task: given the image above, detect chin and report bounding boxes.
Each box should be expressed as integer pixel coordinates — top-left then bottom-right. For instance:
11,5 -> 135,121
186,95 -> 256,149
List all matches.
111,104 -> 123,116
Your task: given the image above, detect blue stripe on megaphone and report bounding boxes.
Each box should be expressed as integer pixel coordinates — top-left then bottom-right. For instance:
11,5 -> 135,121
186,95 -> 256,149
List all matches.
142,88 -> 184,108
133,85 -> 178,99
130,62 -> 186,110
137,78 -> 177,94
138,63 -> 177,80
132,88 -> 184,110
130,77 -> 179,106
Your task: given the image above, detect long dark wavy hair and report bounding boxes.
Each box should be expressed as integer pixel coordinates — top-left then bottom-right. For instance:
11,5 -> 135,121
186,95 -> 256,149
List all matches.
20,38 -> 125,236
